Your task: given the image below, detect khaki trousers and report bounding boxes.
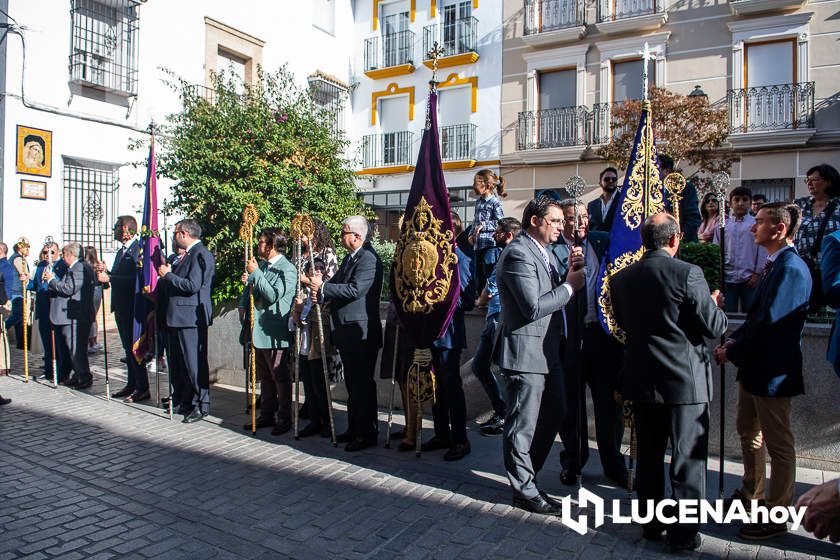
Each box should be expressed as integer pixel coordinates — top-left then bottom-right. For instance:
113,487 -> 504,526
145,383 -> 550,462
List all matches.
736,384 -> 796,508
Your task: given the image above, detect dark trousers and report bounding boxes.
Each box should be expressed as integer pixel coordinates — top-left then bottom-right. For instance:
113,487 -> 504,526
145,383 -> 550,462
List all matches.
471,313 -> 506,417
560,323 -> 626,479
503,371 -> 545,499
256,348 -> 290,423
472,247 -> 491,295
6,297 -> 23,349
431,348 -> 467,445
529,362 -> 567,475
167,327 -> 188,408
38,316 -> 54,374
340,345 -> 379,441
634,402 -> 709,544
115,312 -> 149,392
56,321 -> 91,382
725,281 -> 756,313
170,326 -> 210,414
300,355 -> 330,429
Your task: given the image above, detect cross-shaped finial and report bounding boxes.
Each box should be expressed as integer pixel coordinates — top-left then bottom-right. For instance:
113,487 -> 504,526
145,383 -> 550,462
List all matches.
640,42 -> 656,101
426,41 -> 446,86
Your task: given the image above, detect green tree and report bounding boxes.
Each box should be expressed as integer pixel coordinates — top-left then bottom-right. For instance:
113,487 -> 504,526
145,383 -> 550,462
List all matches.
148,67 -> 366,304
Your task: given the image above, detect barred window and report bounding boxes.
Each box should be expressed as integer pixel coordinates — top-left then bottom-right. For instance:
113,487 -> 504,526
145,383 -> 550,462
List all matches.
308,73 -> 348,136
69,0 -> 139,97
360,186 -> 474,242
62,158 -> 119,249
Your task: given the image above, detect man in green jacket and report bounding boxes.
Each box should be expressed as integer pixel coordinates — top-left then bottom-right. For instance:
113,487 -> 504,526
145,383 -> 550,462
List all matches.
241,227 -> 298,435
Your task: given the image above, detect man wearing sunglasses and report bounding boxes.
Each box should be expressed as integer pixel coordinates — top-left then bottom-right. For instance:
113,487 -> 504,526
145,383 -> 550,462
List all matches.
587,167 -> 620,233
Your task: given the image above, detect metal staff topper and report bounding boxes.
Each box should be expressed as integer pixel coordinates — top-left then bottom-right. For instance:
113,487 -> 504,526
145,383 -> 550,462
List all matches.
712,172 -> 730,228
563,175 -> 586,233
663,172 -> 687,224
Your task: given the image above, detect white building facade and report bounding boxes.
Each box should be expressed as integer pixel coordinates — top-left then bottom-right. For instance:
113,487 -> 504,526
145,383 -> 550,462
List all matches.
349,0 -> 504,240
0,0 -> 357,256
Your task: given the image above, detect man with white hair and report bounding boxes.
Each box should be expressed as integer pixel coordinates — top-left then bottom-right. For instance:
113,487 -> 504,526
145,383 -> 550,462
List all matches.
310,216 -> 383,451
43,242 -> 94,389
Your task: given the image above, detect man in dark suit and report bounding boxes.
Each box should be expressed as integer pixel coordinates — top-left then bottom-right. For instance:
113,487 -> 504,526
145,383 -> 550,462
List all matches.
44,242 -> 95,389
612,213 -> 726,551
422,213 -> 476,461
493,196 -> 585,515
715,202 -> 811,541
310,216 -> 383,452
537,201 -> 626,488
587,167 -> 620,233
96,215 -> 149,403
157,219 -> 216,424
657,154 -> 701,243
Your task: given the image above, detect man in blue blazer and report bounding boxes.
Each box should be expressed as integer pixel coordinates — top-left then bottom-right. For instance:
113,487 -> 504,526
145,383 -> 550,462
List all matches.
310,216 -> 383,452
536,200 -> 626,488
821,229 -> 840,377
715,202 -> 811,541
157,219 -> 216,424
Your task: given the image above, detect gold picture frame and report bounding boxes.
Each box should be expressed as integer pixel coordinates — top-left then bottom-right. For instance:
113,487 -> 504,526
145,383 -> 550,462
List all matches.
16,125 -> 52,177
20,179 -> 47,200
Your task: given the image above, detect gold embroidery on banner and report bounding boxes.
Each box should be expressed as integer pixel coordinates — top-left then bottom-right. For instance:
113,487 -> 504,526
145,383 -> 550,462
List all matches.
597,247 -> 644,343
393,196 -> 458,314
621,111 -> 665,230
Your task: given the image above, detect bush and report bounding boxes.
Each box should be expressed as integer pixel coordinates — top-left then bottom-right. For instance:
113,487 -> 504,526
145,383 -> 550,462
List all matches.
679,241 -> 721,291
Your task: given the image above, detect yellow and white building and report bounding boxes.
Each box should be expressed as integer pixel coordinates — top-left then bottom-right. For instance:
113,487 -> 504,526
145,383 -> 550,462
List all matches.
349,0 -> 504,240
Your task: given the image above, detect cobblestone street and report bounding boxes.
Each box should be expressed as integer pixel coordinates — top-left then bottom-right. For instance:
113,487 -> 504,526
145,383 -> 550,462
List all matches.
0,341 -> 838,560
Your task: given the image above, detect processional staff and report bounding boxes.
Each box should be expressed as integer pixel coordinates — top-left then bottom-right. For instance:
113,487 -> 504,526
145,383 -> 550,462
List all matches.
44,235 -> 59,387
239,205 -> 259,435
18,237 -> 31,383
711,171 -> 730,498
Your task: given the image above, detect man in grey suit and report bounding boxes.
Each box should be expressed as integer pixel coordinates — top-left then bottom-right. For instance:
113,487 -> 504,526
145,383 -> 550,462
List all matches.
44,242 -> 94,389
494,196 -> 585,515
611,213 -> 726,551
310,216 -> 383,452
157,219 -> 216,424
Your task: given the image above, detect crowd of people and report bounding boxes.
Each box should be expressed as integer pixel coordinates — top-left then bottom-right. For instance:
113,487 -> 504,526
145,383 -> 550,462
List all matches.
1,161 -> 839,548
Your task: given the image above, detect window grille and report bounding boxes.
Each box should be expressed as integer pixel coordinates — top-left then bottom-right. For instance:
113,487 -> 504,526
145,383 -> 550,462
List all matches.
69,0 -> 139,96
62,158 -> 119,249
308,74 -> 348,136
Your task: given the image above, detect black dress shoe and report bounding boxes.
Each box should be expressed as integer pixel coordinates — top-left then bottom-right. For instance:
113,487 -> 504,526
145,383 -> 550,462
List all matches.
182,409 -> 206,424
539,491 -> 562,509
443,442 -> 471,461
336,431 -> 354,444
420,436 -> 450,452
271,421 -> 292,436
560,469 -> 578,486
74,379 -> 93,390
243,416 -> 276,431
666,533 -> 701,551
345,438 -> 374,452
65,376 -> 80,387
0,396 -> 11,405
111,386 -> 134,399
298,423 -> 323,438
512,494 -> 561,515
124,390 -> 150,403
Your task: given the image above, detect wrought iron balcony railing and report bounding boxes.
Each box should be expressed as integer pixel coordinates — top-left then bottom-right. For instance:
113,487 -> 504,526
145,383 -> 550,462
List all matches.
362,131 -> 415,168
517,106 -> 589,150
727,81 -> 815,133
597,0 -> 662,22
423,17 -> 478,58
364,30 -> 415,71
524,0 -> 586,34
440,123 -> 477,161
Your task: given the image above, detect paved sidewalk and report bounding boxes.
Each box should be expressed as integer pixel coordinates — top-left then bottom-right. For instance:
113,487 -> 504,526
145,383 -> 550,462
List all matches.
0,340 -> 838,559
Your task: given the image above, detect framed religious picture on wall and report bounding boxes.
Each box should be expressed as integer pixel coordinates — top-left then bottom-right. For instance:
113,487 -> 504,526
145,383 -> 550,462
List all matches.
16,125 -> 52,177
20,179 -> 47,200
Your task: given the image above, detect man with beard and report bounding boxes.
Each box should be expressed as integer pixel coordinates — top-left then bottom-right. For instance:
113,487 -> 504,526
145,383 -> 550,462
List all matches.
587,167 -> 620,232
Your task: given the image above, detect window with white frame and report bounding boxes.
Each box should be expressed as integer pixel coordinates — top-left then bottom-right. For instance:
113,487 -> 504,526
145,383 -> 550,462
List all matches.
438,87 -> 474,161
539,69 -> 576,110
380,96 -> 411,165
62,158 -> 119,249
611,58 -> 654,102
218,48 -> 248,95
381,2 -> 411,68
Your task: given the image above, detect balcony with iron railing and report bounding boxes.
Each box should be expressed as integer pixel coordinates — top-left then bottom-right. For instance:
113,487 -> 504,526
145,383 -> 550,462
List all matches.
523,0 -> 587,46
727,81 -> 816,148
363,30 -> 416,80
360,131 -> 416,173
440,123 -> 477,165
594,0 -> 667,34
422,17 -> 479,68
